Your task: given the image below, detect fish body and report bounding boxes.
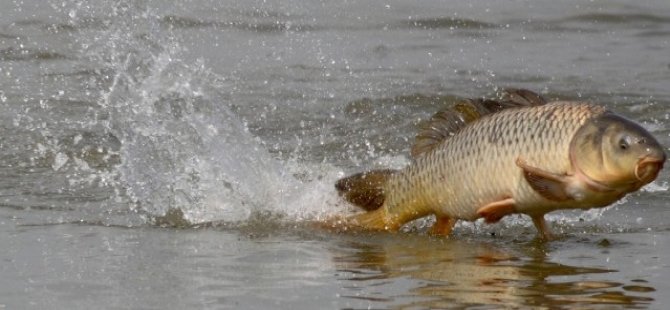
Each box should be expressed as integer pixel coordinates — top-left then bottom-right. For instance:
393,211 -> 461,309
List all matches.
386,102 -> 604,220
335,90 -> 666,239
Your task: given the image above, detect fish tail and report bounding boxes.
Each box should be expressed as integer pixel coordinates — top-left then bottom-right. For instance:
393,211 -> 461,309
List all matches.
335,169 -> 397,211
318,207 -> 399,232
334,169 -> 406,231
348,207 -> 400,231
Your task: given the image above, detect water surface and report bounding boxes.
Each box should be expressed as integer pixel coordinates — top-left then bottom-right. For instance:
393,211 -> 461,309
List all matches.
1,0 -> 670,308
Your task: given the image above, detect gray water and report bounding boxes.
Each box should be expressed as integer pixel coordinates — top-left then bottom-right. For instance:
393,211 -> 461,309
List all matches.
1,0 -> 670,308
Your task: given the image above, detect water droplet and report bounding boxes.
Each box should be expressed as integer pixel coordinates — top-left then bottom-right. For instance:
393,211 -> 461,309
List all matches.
73,134 -> 82,145
52,152 -> 69,171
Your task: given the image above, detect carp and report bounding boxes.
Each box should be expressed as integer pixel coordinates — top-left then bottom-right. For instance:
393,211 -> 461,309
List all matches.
335,89 -> 666,240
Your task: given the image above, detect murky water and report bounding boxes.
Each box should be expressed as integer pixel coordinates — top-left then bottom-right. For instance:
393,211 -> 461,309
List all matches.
1,0 -> 670,308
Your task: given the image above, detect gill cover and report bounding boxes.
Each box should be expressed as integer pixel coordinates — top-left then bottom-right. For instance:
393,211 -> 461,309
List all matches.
570,112 -> 666,189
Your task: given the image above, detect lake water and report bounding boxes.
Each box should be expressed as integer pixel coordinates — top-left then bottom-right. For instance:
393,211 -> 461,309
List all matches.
1,0 -> 670,308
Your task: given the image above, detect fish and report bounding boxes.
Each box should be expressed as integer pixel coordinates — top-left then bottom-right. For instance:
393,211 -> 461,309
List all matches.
334,89 -> 666,240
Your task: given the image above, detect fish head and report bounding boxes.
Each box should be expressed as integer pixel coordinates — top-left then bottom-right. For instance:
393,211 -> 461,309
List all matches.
571,112 -> 666,191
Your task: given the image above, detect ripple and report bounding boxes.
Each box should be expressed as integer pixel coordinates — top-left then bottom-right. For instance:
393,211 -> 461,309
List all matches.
45,17 -> 111,32
622,285 -> 656,293
402,17 -> 497,30
159,15 -> 318,32
0,33 -> 20,39
563,13 -> 670,25
0,47 -> 71,61
159,15 -> 216,28
636,30 -> 670,37
10,18 -> 110,34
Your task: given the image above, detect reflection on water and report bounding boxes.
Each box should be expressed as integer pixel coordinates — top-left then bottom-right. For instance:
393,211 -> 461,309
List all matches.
332,234 -> 654,309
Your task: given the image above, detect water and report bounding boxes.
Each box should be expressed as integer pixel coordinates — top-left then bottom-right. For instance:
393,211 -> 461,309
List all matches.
1,0 -> 670,308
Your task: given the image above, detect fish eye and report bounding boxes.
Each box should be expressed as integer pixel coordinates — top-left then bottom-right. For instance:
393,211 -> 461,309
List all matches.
619,138 -> 629,150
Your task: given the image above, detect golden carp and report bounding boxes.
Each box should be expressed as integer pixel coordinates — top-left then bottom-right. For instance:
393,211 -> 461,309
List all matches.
335,89 -> 666,240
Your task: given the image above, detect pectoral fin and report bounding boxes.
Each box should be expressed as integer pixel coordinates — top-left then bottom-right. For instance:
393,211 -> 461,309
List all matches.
516,158 -> 571,202
477,198 -> 516,223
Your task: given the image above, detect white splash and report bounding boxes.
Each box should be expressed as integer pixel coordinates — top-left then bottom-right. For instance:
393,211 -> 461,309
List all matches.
642,181 -> 668,193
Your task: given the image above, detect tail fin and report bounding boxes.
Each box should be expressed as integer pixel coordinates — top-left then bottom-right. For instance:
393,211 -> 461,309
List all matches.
320,207 -> 399,232
348,207 -> 398,231
335,169 -> 397,211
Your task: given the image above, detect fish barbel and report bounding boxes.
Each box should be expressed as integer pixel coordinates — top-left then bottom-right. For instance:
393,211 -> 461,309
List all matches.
334,89 -> 666,240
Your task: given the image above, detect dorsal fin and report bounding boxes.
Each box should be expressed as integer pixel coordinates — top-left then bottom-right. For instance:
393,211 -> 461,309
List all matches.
410,88 -> 547,158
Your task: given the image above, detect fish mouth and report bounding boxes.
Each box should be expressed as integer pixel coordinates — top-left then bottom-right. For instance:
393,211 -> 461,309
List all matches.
634,155 -> 666,183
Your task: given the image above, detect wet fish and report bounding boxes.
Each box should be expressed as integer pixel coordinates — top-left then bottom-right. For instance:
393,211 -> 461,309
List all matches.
334,89 -> 666,240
